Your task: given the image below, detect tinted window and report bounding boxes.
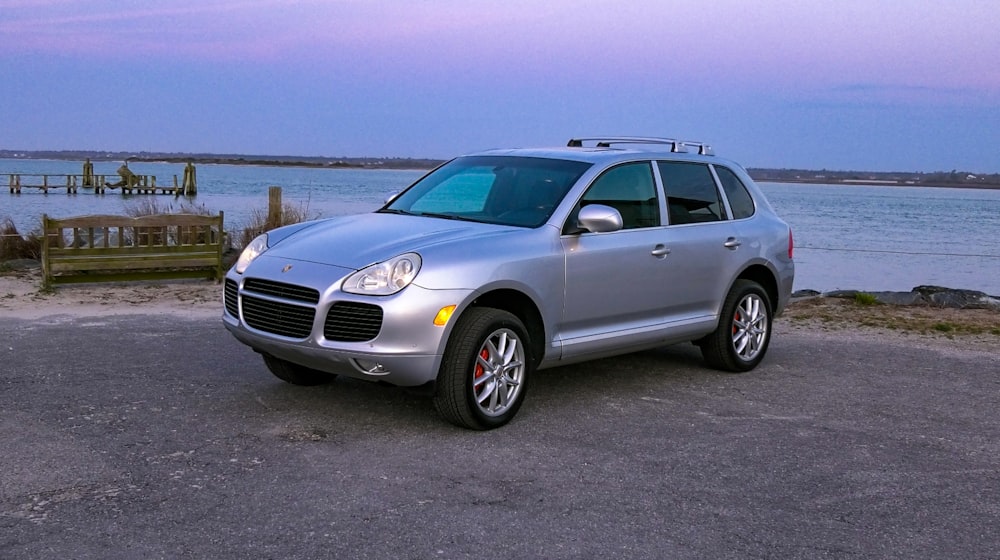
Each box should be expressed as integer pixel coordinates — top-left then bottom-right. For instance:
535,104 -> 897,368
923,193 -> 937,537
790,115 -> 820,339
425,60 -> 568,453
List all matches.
385,156 -> 591,227
715,166 -> 755,219
657,162 -> 725,225
576,162 -> 659,229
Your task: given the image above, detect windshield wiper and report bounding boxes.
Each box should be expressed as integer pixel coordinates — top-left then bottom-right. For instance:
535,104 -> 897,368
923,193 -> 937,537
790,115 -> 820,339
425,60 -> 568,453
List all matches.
416,212 -> 466,221
379,209 -> 472,222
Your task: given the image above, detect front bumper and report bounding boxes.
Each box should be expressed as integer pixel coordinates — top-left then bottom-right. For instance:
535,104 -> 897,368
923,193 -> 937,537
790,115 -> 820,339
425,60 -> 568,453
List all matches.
222,258 -> 471,387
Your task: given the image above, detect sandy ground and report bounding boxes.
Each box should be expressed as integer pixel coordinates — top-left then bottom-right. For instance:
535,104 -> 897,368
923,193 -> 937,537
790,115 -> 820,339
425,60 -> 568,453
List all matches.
0,269 -> 220,320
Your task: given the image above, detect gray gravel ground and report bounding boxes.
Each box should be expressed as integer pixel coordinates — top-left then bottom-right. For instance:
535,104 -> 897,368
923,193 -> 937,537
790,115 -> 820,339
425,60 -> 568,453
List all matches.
1,315 -> 998,559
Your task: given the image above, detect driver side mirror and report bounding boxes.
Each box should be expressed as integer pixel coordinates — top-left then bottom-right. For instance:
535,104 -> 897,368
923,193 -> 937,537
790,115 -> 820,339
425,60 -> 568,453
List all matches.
576,204 -> 623,233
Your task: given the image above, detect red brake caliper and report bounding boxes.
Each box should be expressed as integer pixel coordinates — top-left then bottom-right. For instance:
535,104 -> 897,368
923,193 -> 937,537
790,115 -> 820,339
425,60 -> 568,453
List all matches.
474,348 -> 489,390
733,310 -> 740,335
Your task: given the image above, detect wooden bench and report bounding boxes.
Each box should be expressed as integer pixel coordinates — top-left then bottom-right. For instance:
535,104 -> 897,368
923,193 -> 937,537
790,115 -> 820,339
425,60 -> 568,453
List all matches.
41,213 -> 225,288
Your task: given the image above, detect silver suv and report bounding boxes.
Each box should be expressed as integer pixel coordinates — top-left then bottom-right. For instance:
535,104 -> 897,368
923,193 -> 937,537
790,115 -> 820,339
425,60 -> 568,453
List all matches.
223,137 -> 795,429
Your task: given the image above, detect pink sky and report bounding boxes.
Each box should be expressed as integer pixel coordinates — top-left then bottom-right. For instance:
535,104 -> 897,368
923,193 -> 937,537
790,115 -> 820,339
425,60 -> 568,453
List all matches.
1,0 -> 998,171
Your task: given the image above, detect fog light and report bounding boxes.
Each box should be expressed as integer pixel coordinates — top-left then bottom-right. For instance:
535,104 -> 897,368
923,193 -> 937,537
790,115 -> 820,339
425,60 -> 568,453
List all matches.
354,359 -> 387,375
434,305 -> 457,326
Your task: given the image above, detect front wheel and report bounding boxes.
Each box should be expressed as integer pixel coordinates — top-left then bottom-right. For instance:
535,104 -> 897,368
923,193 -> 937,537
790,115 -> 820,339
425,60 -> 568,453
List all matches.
263,354 -> 336,386
701,280 -> 772,372
433,308 -> 532,430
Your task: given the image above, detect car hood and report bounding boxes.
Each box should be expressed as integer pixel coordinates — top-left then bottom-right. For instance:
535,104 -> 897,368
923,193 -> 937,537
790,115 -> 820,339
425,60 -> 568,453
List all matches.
262,212 -> 516,269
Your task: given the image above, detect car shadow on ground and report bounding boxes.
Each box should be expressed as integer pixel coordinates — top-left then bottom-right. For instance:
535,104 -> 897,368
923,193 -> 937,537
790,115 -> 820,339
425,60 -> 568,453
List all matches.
227,341 -> 735,431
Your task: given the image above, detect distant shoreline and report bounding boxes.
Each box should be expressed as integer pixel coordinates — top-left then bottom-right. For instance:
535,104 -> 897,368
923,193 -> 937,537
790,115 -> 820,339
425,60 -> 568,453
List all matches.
0,151 -> 442,172
127,156 -> 436,171
3,151 -> 998,190
756,177 -> 1000,190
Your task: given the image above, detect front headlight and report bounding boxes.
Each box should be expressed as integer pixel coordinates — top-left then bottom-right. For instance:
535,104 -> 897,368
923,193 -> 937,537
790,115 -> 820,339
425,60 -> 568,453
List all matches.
234,234 -> 269,274
343,253 -> 421,295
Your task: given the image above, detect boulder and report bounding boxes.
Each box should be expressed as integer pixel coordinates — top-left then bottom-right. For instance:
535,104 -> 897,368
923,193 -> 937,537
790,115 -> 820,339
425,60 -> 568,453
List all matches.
872,291 -> 926,306
913,285 -> 1000,310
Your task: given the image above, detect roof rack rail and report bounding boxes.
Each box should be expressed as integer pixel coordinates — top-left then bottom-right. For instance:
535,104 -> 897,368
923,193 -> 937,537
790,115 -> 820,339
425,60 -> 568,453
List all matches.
567,136 -> 714,156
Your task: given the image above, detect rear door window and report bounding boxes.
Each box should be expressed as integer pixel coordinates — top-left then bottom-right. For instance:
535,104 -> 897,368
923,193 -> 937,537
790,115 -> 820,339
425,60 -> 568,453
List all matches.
657,162 -> 725,225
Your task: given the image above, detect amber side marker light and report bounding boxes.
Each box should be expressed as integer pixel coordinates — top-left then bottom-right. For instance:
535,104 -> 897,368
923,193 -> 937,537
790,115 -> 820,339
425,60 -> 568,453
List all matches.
434,305 -> 457,326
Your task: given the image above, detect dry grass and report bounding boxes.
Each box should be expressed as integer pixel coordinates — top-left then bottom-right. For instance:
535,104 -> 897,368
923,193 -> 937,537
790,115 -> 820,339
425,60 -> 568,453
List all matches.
783,296 -> 1000,337
124,198 -> 216,217
121,198 -> 317,249
234,202 -> 317,249
0,217 -> 41,261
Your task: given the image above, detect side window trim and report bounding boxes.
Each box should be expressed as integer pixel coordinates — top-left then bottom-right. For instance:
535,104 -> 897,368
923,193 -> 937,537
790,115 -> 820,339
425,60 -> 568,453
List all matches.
649,161 -> 669,227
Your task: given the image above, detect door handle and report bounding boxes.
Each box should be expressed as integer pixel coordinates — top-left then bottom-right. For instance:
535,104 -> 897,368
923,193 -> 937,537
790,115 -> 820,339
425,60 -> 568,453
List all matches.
723,237 -> 741,249
651,244 -> 671,257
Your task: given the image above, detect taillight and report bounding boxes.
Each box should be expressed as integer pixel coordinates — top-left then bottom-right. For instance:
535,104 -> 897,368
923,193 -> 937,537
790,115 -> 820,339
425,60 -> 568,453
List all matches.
788,229 -> 794,259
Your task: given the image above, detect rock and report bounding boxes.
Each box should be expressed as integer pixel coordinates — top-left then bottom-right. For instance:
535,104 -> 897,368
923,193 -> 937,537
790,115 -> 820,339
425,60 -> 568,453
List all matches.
823,290 -> 860,299
795,286 -> 1000,310
872,291 -> 926,306
912,285 -> 1000,310
791,289 -> 821,299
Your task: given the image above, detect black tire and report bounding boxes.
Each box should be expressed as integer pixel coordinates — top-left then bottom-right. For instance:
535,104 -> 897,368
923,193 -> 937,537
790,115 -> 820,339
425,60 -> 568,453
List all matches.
433,308 -> 532,430
701,279 -> 773,372
262,354 -> 335,386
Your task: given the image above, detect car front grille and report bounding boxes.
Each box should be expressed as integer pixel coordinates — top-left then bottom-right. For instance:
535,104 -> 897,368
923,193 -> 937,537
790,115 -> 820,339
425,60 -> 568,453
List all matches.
224,278 -> 239,317
232,277 -> 380,342
243,278 -> 320,304
324,302 -> 384,342
241,295 -> 316,339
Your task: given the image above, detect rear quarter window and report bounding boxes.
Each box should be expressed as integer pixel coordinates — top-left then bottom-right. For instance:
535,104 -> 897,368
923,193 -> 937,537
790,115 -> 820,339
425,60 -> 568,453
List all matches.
714,166 -> 756,219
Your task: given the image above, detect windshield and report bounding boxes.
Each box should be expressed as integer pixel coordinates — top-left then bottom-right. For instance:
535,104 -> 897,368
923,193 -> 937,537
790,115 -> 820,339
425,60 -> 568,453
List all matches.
381,156 -> 591,227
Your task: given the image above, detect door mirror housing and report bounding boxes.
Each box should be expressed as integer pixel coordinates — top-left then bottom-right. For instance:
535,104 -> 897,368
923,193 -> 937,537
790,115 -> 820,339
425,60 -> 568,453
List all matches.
576,204 -> 623,233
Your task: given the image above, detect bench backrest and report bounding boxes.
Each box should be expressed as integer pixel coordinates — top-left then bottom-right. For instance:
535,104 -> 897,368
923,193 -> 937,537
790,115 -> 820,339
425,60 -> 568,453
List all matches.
41,212 -> 225,286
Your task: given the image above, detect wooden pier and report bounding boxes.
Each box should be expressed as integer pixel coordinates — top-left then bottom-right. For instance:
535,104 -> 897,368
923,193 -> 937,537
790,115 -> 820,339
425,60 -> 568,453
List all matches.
7,173 -> 193,195
7,161 -> 198,197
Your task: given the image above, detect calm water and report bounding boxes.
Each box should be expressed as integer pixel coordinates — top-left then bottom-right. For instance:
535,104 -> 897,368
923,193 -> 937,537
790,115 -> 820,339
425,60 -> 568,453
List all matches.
762,182 -> 1000,295
2,159 -> 999,295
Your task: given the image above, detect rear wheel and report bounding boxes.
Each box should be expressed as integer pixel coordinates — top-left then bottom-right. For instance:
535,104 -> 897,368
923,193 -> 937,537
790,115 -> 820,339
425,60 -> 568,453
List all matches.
433,308 -> 531,430
701,279 -> 772,372
262,354 -> 335,386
